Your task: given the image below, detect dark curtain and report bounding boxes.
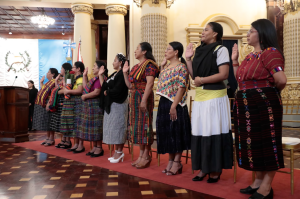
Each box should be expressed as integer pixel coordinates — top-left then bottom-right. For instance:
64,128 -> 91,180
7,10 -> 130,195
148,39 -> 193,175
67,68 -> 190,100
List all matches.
223,40 -> 238,93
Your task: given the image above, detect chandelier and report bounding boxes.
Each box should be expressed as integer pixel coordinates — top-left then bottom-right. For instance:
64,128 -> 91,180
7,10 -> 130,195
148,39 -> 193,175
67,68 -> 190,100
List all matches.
133,0 -> 175,8
31,8 -> 55,28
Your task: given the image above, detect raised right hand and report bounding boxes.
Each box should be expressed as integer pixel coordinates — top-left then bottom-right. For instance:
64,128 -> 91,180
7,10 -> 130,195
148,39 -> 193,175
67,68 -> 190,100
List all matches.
123,61 -> 129,73
185,43 -> 195,59
161,57 -> 167,67
232,43 -> 239,62
40,75 -> 45,83
55,74 -> 61,81
83,67 -> 88,76
98,66 -> 105,76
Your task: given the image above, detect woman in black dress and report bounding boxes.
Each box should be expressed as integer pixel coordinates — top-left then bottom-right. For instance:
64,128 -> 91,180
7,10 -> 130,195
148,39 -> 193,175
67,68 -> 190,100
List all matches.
28,80 -> 38,131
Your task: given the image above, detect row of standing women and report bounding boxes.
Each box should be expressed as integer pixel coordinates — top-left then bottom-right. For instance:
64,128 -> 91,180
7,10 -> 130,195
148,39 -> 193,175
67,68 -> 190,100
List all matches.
31,18 -> 286,199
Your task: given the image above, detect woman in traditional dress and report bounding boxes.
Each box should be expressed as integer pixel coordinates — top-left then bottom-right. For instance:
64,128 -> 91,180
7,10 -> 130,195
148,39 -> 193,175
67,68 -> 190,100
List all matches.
156,42 -> 191,175
185,22 -> 233,183
232,19 -> 286,199
123,42 -> 160,169
60,61 -> 84,152
28,80 -> 38,131
77,61 -> 107,157
100,53 -> 128,163
47,63 -> 72,148
32,68 -> 58,146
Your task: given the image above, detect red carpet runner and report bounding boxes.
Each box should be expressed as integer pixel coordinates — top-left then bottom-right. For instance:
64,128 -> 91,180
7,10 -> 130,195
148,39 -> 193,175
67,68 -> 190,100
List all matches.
14,140 -> 300,199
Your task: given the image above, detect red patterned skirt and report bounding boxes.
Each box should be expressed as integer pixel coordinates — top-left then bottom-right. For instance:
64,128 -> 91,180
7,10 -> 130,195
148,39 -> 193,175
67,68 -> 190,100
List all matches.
234,86 -> 284,171
128,83 -> 154,145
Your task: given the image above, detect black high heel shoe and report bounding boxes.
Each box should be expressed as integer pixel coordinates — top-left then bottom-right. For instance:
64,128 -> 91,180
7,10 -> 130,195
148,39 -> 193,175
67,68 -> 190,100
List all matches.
166,161 -> 183,176
249,188 -> 273,199
192,173 -> 208,181
207,173 -> 222,183
91,148 -> 104,157
240,186 -> 260,195
73,147 -> 85,154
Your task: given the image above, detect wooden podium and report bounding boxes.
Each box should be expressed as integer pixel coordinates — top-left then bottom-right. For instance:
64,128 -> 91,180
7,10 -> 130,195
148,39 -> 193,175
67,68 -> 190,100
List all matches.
0,86 -> 29,142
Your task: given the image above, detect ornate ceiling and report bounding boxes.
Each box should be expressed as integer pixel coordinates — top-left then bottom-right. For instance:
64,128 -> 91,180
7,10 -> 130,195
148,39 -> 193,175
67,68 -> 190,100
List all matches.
0,6 -> 74,34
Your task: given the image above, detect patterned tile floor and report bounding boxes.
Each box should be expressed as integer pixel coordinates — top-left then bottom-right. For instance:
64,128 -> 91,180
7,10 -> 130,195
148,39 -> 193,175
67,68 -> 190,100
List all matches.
0,132 -> 223,199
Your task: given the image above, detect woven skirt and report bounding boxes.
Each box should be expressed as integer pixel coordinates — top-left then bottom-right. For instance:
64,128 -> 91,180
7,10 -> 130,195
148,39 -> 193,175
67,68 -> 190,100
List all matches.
128,89 -> 154,145
32,102 -> 52,131
60,95 -> 82,137
156,97 -> 191,154
234,87 -> 284,171
77,98 -> 103,141
103,100 -> 128,144
49,95 -> 64,132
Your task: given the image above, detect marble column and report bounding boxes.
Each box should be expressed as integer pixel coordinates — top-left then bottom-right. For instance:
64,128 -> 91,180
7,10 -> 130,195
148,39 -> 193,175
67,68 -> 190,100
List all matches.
282,10 -> 300,99
105,4 -> 127,73
141,1 -> 167,65
71,3 -> 93,74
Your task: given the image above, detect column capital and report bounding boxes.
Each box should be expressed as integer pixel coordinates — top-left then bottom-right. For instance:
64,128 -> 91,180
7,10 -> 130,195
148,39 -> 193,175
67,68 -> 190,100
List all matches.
91,20 -> 98,30
71,3 -> 93,15
105,4 -> 127,16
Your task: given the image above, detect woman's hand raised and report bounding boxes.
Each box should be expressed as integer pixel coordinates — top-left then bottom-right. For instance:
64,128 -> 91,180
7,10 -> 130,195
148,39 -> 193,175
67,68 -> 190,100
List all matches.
232,43 -> 239,62
123,61 -> 129,73
185,43 -> 195,59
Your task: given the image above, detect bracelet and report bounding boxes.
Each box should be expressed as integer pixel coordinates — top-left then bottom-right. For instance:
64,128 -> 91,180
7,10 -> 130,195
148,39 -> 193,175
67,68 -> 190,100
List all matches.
186,58 -> 192,61
232,63 -> 239,67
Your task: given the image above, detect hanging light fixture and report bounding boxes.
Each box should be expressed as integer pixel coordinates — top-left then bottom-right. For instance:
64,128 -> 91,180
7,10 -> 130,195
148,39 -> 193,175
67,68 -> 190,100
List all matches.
8,28 -> 12,35
62,29 -> 65,35
133,0 -> 175,8
31,8 -> 55,28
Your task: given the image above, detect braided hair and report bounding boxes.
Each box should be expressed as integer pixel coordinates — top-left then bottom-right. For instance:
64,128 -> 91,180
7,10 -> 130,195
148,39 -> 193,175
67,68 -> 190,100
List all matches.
116,53 -> 127,68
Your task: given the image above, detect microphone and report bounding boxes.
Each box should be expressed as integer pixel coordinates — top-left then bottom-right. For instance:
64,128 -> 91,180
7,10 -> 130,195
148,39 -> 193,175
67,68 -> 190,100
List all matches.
12,76 -> 18,86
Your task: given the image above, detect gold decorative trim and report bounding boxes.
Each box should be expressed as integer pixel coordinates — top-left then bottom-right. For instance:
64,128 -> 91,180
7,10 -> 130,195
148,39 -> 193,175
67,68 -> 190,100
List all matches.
71,3 -> 93,15
105,4 -> 127,16
281,83 -> 300,99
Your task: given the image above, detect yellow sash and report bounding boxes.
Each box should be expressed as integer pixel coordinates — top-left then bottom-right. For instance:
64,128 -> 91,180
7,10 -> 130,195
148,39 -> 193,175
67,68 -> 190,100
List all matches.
195,87 -> 227,102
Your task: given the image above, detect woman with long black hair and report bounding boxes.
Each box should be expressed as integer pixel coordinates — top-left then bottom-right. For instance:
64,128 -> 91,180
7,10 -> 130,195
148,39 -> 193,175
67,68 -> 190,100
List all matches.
156,41 -> 191,175
185,22 -> 233,183
123,42 -> 160,169
232,19 -> 286,199
27,80 -> 38,131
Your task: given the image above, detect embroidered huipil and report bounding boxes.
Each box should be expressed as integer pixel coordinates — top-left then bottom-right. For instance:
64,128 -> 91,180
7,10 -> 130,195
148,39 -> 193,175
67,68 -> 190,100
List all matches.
156,63 -> 189,106
236,47 -> 284,87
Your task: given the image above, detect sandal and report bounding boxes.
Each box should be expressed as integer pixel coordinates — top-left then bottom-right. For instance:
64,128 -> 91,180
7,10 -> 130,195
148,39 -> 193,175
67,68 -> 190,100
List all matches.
41,139 -> 49,145
162,160 -> 173,173
166,161 -> 183,175
60,141 -> 72,149
55,141 -> 66,148
131,156 -> 142,167
44,140 -> 55,146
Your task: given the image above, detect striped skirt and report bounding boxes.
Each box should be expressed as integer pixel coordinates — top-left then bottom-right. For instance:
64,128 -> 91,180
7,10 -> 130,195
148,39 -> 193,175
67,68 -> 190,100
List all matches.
49,95 -> 64,132
77,98 -> 103,141
60,95 -> 82,137
128,84 -> 154,145
234,87 -> 284,171
32,102 -> 52,131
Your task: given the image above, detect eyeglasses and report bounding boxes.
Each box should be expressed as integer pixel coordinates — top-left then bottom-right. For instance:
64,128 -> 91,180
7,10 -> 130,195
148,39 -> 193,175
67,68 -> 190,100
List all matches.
247,29 -> 257,35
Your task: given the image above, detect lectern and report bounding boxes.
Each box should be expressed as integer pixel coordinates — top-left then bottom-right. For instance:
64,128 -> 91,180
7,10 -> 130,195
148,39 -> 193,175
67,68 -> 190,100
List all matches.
0,86 -> 29,142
